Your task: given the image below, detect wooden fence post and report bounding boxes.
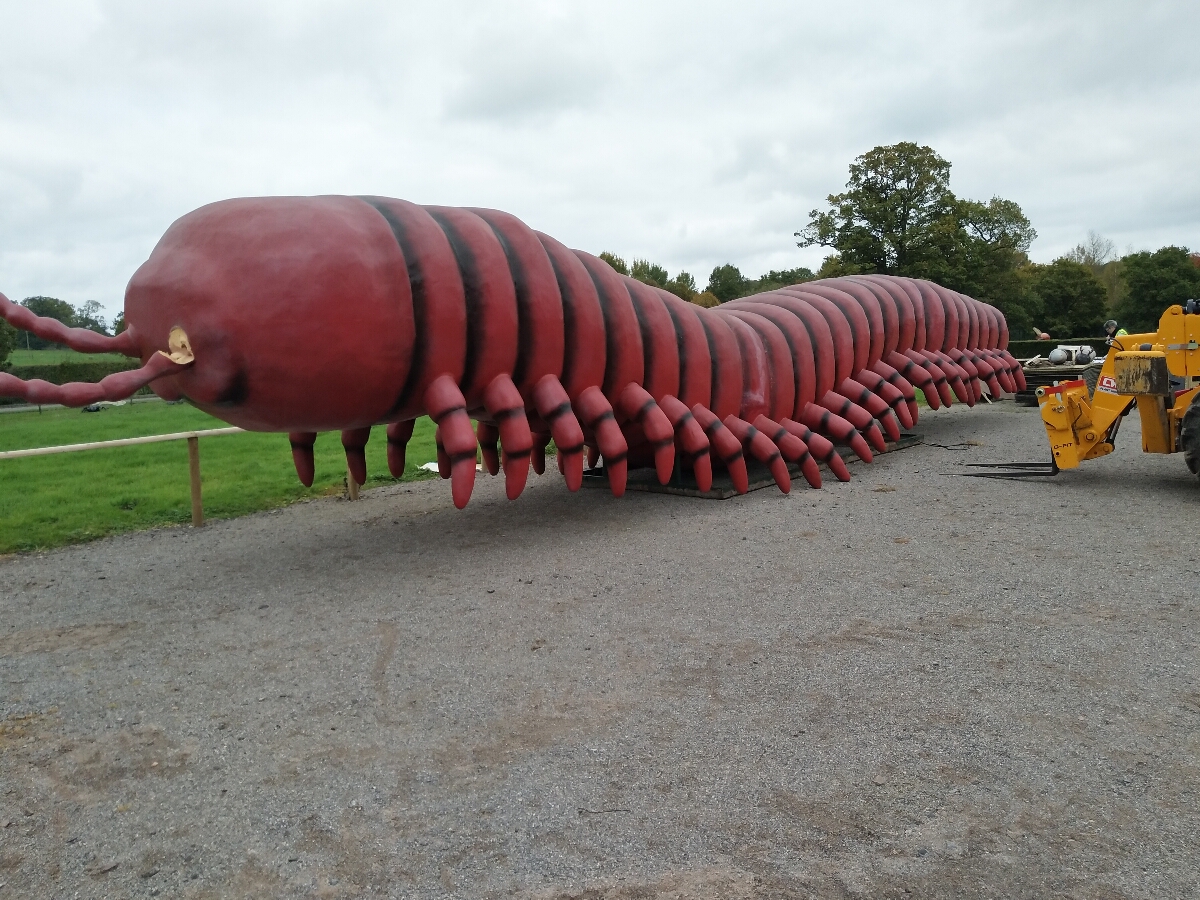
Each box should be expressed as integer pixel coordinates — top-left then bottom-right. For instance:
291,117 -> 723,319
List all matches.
187,436 -> 204,526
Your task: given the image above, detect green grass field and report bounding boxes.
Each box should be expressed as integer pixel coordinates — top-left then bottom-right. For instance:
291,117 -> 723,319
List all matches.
0,402 -> 439,554
8,348 -> 132,366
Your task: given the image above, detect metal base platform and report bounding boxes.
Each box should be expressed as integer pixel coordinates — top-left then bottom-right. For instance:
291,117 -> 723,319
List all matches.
581,433 -> 923,499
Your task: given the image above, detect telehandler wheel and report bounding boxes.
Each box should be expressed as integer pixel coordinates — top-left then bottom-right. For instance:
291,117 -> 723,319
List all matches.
1181,397 -> 1200,476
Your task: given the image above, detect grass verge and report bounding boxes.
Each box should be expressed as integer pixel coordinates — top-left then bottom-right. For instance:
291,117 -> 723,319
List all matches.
0,402 -> 439,554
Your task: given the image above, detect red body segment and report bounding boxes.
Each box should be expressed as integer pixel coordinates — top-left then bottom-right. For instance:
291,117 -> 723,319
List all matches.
0,196 -> 1018,506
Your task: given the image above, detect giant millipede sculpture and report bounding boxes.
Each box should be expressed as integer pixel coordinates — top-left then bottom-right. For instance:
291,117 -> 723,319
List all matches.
0,196 -> 1025,506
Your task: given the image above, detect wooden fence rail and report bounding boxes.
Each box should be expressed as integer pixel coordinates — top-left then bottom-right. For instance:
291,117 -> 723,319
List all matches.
0,427 -> 245,527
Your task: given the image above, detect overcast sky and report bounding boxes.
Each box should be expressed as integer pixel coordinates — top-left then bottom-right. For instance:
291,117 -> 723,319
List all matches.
2,0 -> 1197,320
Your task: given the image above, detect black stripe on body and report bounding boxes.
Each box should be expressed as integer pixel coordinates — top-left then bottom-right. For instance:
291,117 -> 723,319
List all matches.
698,315 -> 721,412
663,299 -> 689,401
757,309 -> 804,414
483,223 -> 532,389
628,283 -> 658,393
543,250 -> 576,392
426,209 -> 482,395
782,301 -> 823,399
733,323 -> 755,417
586,270 -> 624,397
360,198 -> 428,417
834,294 -> 860,350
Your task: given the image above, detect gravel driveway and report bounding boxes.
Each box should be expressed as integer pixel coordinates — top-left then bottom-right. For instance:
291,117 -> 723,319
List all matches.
2,400 -> 1198,899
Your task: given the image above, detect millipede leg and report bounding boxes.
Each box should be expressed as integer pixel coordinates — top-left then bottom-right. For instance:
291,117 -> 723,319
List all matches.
799,403 -> 873,464
871,360 -> 920,424
755,415 -> 821,489
616,383 -> 675,485
822,391 -> 887,454
885,352 -> 940,412
658,394 -> 712,492
691,404 -> 748,494
425,375 -> 477,509
926,350 -> 973,406
532,374 -> 585,491
386,419 -> 415,478
840,377 -> 902,442
483,374 -> 533,501
434,427 -> 450,479
476,421 -> 501,476
341,426 -> 371,486
531,432 -> 549,476
984,353 -> 1014,394
723,415 -> 790,493
780,418 -> 850,482
851,370 -> 913,431
899,350 -> 953,408
288,431 -> 317,487
574,387 -> 628,497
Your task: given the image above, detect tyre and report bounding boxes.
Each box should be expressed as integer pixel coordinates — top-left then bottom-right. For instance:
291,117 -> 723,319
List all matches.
1181,396 -> 1200,476
1082,364 -> 1101,399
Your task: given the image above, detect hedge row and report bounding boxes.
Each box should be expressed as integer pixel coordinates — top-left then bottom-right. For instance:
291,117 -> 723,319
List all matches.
1,358 -> 144,406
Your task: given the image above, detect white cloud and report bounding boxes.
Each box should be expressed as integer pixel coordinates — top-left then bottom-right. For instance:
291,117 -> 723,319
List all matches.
1,0 -> 1197,317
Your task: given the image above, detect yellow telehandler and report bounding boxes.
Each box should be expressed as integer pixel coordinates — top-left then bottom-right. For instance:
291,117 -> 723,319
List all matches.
969,303 -> 1200,479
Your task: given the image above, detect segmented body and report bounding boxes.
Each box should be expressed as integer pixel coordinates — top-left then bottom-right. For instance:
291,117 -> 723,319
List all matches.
0,196 -> 1025,507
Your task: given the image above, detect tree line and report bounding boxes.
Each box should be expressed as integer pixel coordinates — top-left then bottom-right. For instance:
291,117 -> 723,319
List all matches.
610,142 -> 1200,339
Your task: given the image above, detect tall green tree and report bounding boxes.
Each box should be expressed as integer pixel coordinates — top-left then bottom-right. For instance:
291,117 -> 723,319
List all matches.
707,264 -> 749,302
1023,259 -> 1108,338
1113,246 -> 1200,332
73,300 -> 109,335
663,271 -> 697,302
797,143 -> 1038,336
599,251 -> 629,275
796,142 -> 956,275
20,297 -> 76,350
630,259 -> 670,288
943,197 -> 1038,338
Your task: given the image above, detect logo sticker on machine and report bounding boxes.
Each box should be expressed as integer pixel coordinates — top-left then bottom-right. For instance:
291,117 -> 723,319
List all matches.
1097,375 -> 1119,394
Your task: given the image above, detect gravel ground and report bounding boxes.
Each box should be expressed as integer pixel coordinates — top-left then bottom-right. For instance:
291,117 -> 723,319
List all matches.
2,399 -> 1199,899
